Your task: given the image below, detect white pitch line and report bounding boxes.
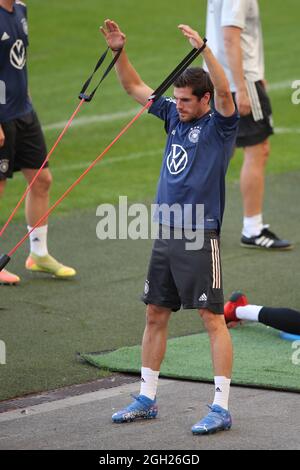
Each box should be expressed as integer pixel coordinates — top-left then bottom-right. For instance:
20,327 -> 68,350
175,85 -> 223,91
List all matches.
51,127 -> 300,174
42,80 -> 296,133
267,79 -> 295,91
43,108 -> 141,132
52,148 -> 163,173
275,127 -> 300,134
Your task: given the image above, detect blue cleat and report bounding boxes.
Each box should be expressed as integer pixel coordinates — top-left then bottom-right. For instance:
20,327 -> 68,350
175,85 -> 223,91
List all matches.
112,394 -> 158,423
192,404 -> 232,435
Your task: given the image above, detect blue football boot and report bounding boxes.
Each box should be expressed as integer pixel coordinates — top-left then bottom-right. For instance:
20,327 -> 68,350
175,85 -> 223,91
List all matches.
112,394 -> 158,423
192,404 -> 232,435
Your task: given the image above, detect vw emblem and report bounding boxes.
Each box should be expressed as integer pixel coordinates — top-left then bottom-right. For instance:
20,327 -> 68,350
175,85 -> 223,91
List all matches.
10,40 -> 26,70
167,144 -> 188,175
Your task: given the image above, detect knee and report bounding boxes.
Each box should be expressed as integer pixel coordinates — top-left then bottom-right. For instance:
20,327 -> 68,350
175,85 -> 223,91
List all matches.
244,140 -> 270,168
199,309 -> 225,333
31,170 -> 52,196
146,304 -> 171,329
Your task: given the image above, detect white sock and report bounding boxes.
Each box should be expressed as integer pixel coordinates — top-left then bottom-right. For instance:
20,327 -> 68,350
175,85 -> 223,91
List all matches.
140,367 -> 159,401
213,376 -> 231,410
242,214 -> 263,237
28,225 -> 49,257
236,305 -> 263,322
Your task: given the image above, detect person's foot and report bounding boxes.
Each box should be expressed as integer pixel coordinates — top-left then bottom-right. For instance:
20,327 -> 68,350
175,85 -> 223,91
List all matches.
224,291 -> 248,325
112,394 -> 158,423
0,269 -> 20,285
25,253 -> 76,278
191,404 -> 232,435
241,226 -> 292,250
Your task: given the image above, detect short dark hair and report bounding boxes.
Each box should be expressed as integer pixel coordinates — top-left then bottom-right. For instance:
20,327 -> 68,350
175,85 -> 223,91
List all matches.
173,67 -> 214,100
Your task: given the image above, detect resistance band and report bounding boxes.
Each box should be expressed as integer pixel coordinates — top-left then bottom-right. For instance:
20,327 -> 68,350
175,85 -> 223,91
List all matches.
0,41 -> 206,272
0,48 -> 122,238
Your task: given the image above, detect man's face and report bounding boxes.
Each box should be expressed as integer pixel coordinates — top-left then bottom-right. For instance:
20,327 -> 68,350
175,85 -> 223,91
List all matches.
174,86 -> 209,122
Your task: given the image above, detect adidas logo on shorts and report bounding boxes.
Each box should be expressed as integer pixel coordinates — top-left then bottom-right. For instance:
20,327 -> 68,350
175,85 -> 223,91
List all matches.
198,293 -> 208,302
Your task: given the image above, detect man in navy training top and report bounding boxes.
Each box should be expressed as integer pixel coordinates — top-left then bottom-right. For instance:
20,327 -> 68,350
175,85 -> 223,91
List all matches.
100,19 -> 239,435
0,0 -> 76,284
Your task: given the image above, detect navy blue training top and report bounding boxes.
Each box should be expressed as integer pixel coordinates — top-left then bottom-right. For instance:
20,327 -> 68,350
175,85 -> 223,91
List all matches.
149,96 -> 239,231
0,1 -> 32,122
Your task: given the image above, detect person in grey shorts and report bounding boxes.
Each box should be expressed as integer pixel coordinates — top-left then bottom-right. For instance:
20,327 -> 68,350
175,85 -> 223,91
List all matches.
100,19 -> 239,434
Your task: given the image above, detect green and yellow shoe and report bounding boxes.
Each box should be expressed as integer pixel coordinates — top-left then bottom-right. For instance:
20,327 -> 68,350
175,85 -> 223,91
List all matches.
25,253 -> 76,278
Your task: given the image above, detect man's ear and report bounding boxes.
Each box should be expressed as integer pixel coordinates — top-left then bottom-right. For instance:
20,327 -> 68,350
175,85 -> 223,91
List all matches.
201,92 -> 211,105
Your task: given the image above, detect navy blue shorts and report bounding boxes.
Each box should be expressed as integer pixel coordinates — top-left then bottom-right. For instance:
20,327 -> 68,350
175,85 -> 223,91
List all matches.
0,110 -> 48,179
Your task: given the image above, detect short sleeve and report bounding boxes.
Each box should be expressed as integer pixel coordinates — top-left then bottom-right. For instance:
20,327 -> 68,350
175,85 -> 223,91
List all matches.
212,109 -> 240,139
148,96 -> 178,133
221,0 -> 248,29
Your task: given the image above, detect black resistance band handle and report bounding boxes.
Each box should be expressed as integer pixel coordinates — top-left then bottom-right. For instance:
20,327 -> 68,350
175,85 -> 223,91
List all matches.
149,39 -> 207,102
0,254 -> 10,272
79,47 -> 123,102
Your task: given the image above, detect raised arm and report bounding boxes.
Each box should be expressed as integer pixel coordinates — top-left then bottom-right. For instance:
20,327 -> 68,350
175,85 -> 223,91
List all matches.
0,125 -> 5,148
178,24 -> 235,117
223,26 -> 251,116
100,19 -> 153,105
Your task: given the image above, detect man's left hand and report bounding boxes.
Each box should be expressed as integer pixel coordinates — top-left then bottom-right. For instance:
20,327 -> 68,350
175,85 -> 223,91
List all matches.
178,24 -> 205,49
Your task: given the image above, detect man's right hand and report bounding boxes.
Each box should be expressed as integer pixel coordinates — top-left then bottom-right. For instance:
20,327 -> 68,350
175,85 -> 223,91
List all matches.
235,88 -> 251,116
100,19 -> 126,51
0,125 -> 5,148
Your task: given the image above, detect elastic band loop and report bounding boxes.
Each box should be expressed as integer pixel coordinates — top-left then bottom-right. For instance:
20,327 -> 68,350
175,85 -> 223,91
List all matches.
79,48 -> 123,102
149,38 -> 207,102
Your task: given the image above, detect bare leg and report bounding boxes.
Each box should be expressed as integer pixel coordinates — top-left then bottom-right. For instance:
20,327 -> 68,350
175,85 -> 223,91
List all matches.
22,168 -> 52,227
190,309 -> 233,433
199,308 -> 233,378
0,179 -> 20,283
142,304 -> 171,371
240,139 -> 270,217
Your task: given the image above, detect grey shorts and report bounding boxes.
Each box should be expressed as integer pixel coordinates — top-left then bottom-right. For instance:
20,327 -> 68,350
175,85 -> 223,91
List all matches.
141,227 -> 224,314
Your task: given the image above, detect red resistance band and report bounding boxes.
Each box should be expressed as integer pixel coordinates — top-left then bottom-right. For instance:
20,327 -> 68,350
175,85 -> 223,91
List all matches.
0,39 -> 207,271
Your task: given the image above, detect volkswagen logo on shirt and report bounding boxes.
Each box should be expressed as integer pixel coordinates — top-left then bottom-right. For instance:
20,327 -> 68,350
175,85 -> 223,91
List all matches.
167,144 -> 188,175
10,40 -> 26,70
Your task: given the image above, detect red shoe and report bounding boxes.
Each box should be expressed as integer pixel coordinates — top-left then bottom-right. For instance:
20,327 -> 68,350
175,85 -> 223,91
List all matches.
224,291 -> 248,324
